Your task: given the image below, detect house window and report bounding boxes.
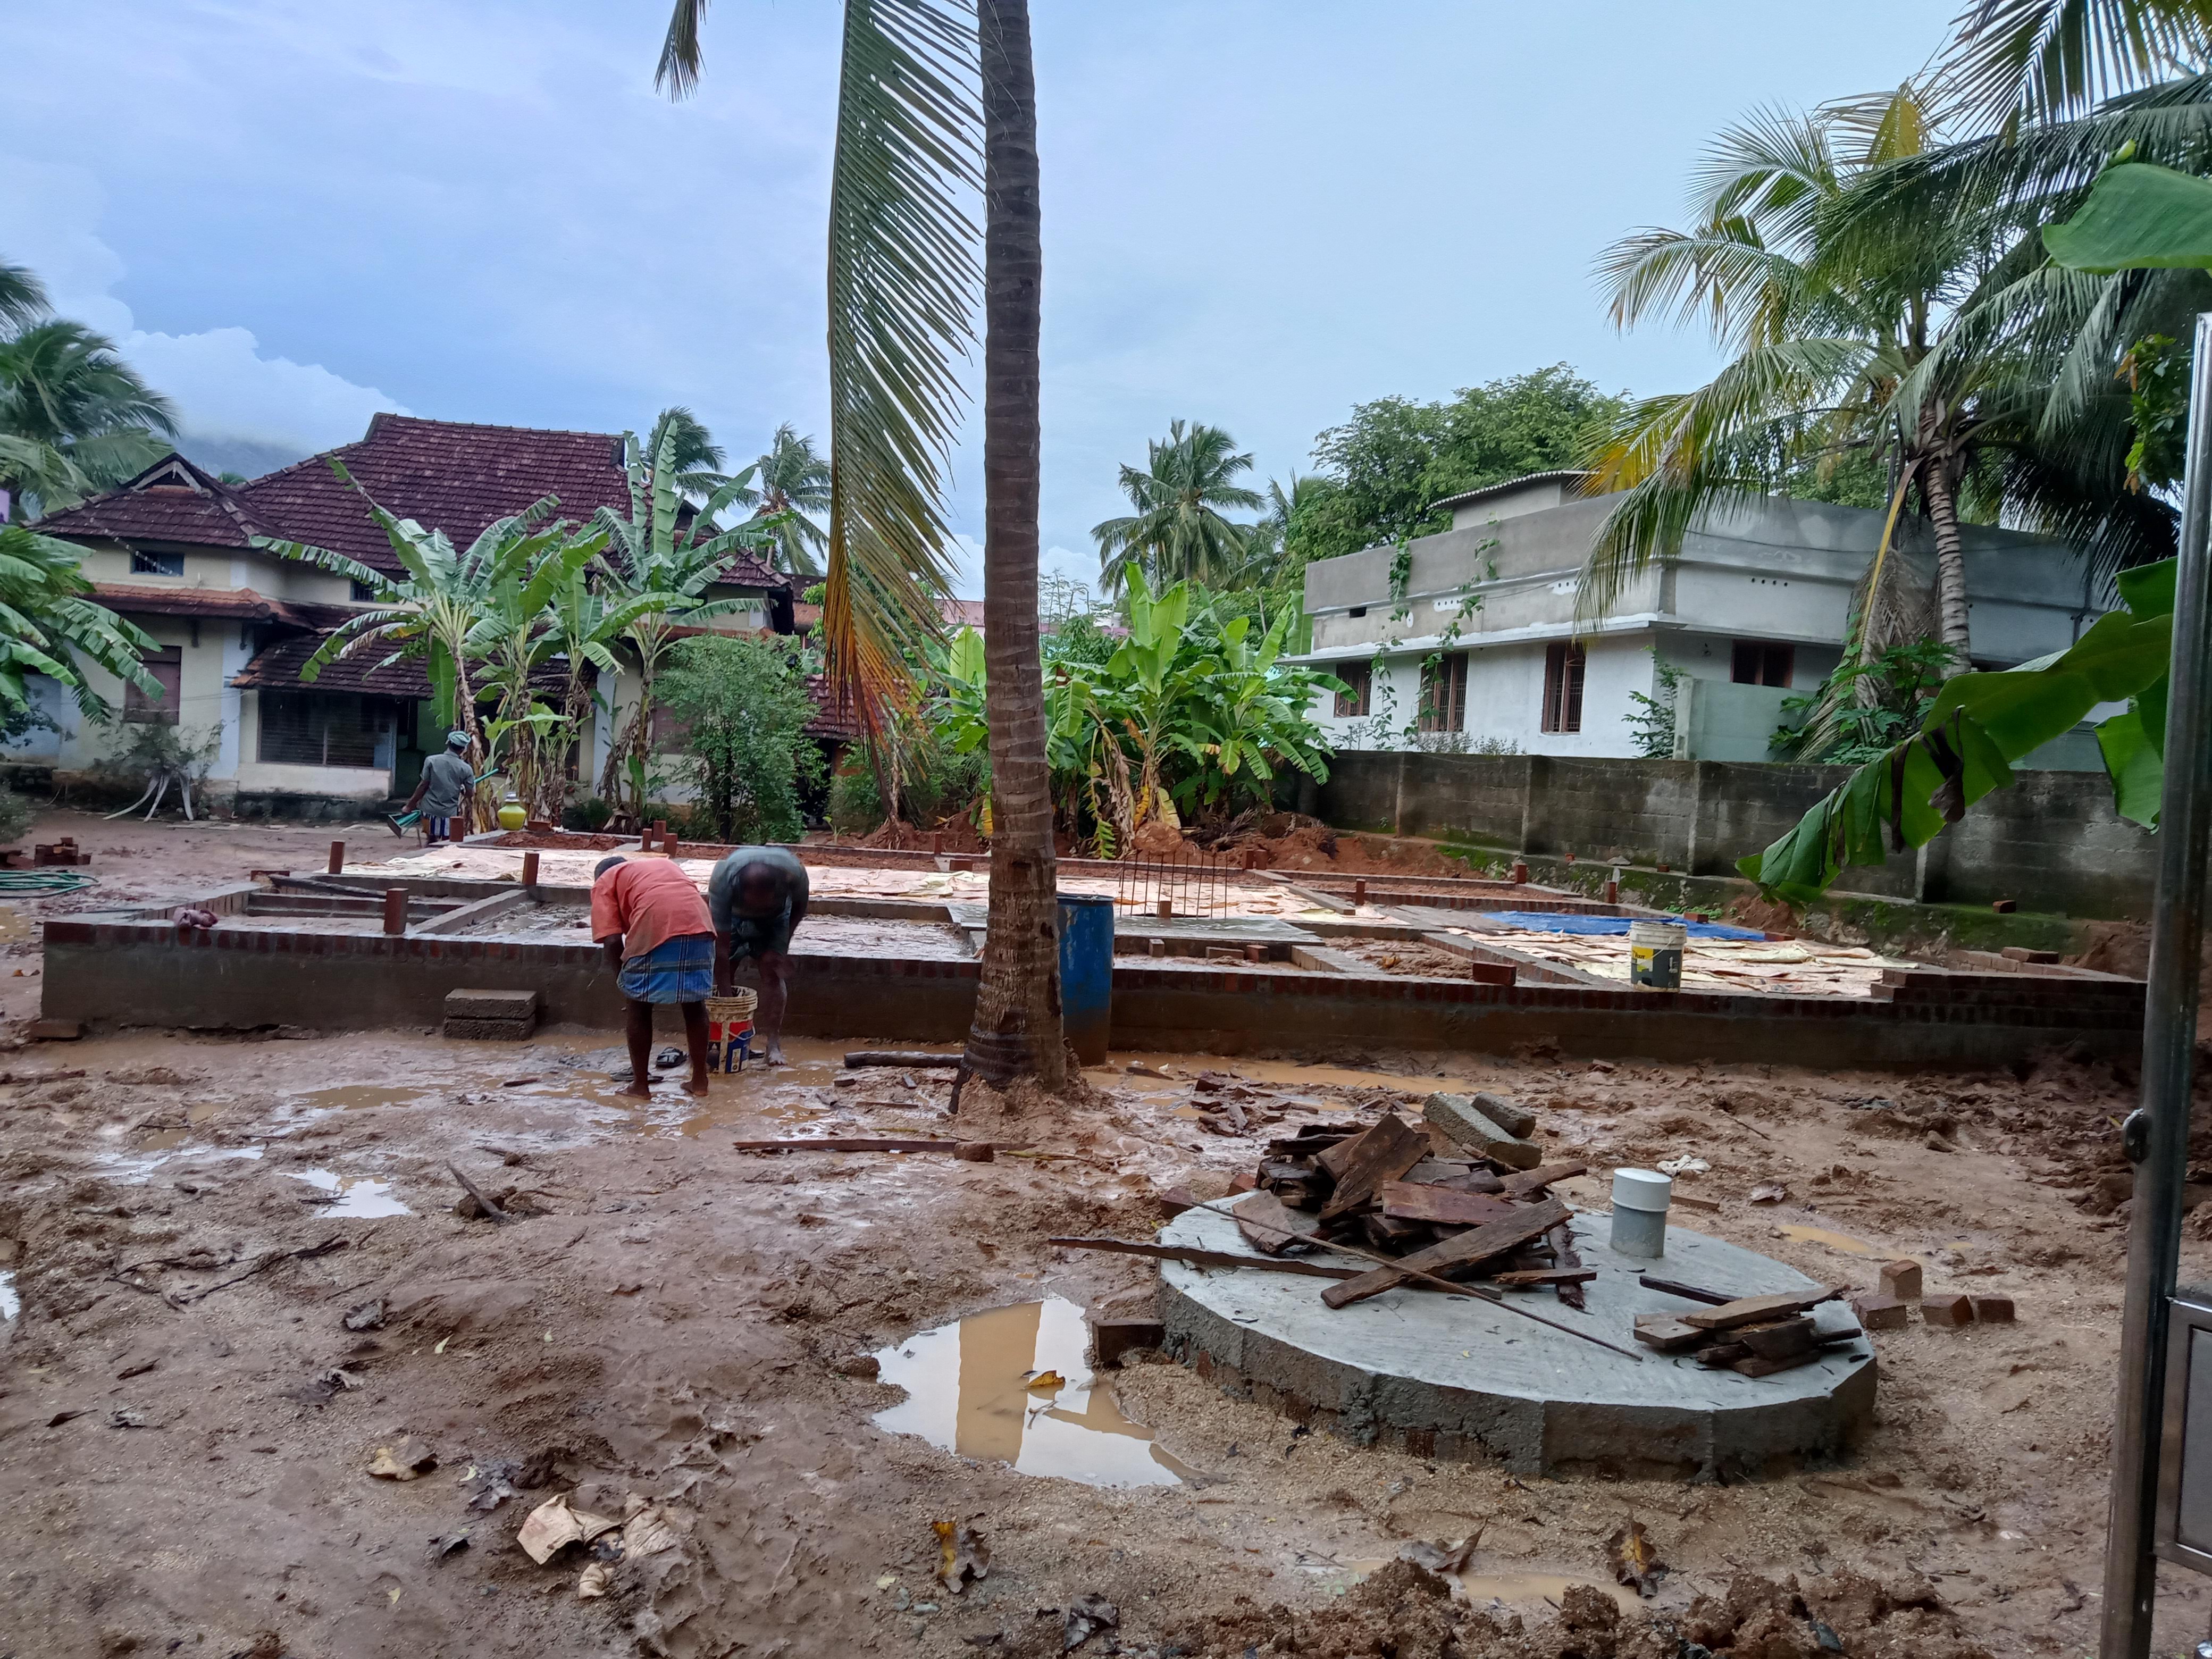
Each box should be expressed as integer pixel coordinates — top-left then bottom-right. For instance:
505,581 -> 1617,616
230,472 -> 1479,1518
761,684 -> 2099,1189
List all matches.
1731,640 -> 1794,688
123,648 -> 182,724
1347,606 -> 1368,619
257,692 -> 388,768
130,550 -> 185,577
1418,652 -> 1468,733
1333,660 -> 1372,718
350,579 -> 382,602
1542,642 -> 1585,734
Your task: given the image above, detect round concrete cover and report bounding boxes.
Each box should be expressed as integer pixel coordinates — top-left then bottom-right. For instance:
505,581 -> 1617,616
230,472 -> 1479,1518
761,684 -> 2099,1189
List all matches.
1159,1207 -> 1875,1478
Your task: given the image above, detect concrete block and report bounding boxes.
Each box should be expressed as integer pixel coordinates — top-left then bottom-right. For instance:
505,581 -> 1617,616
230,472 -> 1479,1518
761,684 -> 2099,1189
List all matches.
1877,1259 -> 1923,1301
1472,1091 -> 1537,1139
27,1018 -> 85,1041
1090,1315 -> 1167,1368
1922,1292 -> 1973,1328
443,1015 -> 536,1042
445,987 -> 541,1020
1850,1294 -> 1909,1331
1970,1294 -> 2015,1324
1423,1092 -> 1543,1170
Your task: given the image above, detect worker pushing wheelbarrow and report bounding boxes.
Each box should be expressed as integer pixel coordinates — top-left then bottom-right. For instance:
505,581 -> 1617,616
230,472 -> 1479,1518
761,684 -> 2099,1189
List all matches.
388,730 -> 499,843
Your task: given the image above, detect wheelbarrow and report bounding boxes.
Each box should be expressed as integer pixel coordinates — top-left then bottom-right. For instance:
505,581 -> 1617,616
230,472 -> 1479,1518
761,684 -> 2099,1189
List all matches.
385,768 -> 505,837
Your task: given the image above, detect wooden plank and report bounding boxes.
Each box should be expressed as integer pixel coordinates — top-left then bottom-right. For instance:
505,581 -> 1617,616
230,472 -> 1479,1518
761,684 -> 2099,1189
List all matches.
1683,1293 -> 1824,1332
1500,1162 -> 1588,1196
1048,1237 -> 1358,1280
1547,1221 -> 1588,1312
1321,1196 -> 1570,1310
1734,1348 -> 1823,1378
1638,1274 -> 1732,1306
1632,1314 -> 1706,1353
1317,1113 -> 1431,1222
1232,1192 -> 1317,1256
1695,1342 -> 1752,1368
1362,1213 -> 1432,1251
1492,1268 -> 1598,1288
731,1138 -> 980,1154
1738,1316 -> 1815,1360
1379,1181 -> 1520,1228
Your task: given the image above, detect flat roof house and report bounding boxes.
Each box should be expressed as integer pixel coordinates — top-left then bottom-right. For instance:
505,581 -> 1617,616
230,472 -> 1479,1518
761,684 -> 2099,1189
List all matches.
1294,472 -> 2115,768
12,414 -> 797,815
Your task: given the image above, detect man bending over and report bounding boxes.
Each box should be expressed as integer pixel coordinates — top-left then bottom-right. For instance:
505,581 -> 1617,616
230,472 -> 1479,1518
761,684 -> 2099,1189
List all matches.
708,844 -> 810,1066
591,853 -> 716,1097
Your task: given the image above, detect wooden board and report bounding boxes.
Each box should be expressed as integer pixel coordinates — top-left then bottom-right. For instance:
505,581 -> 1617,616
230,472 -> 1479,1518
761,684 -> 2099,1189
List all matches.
1321,1196 -> 1570,1310
1231,1192 -> 1316,1256
1492,1268 -> 1598,1288
1317,1113 -> 1431,1222
1500,1162 -> 1589,1196
1735,1348 -> 1823,1378
1632,1314 -> 1706,1353
1379,1181 -> 1520,1228
1683,1293 -> 1820,1332
1048,1237 -> 1358,1280
1737,1316 -> 1815,1359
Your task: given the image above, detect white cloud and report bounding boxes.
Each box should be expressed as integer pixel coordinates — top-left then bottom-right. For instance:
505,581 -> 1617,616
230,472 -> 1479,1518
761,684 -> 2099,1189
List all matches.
0,158 -> 404,456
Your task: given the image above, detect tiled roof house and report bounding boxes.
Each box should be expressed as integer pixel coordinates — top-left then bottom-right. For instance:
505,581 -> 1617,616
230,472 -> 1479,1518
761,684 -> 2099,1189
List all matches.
17,414 -> 800,813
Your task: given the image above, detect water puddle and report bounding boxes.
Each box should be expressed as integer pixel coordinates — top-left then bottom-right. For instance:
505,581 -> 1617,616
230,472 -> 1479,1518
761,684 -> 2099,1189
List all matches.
139,1101 -> 222,1151
291,1085 -> 435,1113
288,1169 -> 412,1218
1775,1224 -> 1884,1258
873,1297 -> 1190,1487
0,1271 -> 16,1321
100,1144 -> 264,1185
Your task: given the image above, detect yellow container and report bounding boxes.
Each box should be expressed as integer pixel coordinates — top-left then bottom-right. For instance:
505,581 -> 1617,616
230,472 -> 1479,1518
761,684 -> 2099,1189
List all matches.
497,799 -> 527,831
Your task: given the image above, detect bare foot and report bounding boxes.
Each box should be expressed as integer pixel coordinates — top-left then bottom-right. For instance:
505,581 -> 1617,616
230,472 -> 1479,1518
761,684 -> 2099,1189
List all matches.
682,1077 -> 710,1097
765,1044 -> 789,1067
618,1083 -> 652,1100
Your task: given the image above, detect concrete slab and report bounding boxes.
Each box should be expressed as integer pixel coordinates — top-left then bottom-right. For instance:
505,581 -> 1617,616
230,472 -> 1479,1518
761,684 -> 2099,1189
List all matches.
1158,1206 -> 1875,1479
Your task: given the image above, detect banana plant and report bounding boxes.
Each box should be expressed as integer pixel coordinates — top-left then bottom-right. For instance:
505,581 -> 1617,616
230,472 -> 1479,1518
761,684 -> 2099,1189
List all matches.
0,521 -> 162,718
1741,555 -> 2178,902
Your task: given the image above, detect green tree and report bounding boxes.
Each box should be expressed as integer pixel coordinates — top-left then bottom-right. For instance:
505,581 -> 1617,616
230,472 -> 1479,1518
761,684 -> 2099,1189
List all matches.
1934,0 -> 2212,132
0,521 -> 161,720
661,0 -> 1067,1090
1296,366 -> 1625,565
655,632 -> 824,843
1091,420 -> 1264,596
0,319 -> 177,521
0,260 -> 48,331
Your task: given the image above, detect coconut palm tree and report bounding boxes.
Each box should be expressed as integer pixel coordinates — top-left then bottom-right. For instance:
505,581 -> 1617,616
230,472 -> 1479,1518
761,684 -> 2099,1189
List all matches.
1091,420 -> 1265,598
747,423 -> 831,577
0,320 -> 176,521
0,260 -> 48,331
659,0 -> 1068,1089
1581,85 -> 2159,676
1935,0 -> 2212,132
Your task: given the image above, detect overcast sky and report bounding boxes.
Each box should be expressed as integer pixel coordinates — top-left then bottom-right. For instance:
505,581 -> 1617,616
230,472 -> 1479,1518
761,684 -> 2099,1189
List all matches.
5,1 -> 1947,597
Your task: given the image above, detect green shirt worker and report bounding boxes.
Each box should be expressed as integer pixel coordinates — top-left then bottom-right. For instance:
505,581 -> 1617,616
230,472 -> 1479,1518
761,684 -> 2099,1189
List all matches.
707,845 -> 810,1066
405,731 -> 475,842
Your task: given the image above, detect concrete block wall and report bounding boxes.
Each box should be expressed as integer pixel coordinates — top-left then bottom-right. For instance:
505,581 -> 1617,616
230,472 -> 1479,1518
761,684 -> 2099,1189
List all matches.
1313,750 -> 2157,919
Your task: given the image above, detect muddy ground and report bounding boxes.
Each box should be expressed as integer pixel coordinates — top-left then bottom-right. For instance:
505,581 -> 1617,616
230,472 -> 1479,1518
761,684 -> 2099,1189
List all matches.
0,808 -> 2206,1658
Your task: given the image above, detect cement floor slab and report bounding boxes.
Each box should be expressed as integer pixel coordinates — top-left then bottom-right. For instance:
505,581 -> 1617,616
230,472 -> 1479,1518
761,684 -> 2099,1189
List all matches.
1158,1206 -> 1876,1479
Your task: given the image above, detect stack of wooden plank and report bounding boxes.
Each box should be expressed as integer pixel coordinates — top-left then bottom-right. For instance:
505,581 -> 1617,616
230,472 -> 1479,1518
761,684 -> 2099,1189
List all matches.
1241,1092 -> 1590,1312
1631,1283 -> 1854,1376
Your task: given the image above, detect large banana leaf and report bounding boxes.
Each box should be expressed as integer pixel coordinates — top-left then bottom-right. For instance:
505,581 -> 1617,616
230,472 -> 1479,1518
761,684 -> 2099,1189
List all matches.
2042,161 -> 2212,272
1740,555 -> 2178,902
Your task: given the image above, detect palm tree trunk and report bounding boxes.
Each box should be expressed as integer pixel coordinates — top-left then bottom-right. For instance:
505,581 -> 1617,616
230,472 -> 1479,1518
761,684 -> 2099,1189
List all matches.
965,0 -> 1065,1091
1921,456 -> 1973,675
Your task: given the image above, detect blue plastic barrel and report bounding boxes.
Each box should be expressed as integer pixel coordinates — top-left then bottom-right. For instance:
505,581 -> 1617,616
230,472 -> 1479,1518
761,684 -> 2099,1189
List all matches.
1057,893 -> 1116,1066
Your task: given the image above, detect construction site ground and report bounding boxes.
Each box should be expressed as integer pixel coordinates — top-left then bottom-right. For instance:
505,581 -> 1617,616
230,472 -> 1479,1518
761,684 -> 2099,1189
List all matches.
0,809 -> 2202,1658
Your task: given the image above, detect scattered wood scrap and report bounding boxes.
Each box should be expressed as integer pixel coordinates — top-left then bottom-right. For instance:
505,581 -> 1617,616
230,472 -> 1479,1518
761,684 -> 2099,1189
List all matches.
732,1137 -> 995,1161
1048,1237 -> 1358,1280
1323,1197 -> 1571,1310
1633,1283 -> 1858,1376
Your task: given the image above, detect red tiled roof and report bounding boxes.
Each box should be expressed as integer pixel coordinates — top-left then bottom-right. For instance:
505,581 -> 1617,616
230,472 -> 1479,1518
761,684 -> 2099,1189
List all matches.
43,415 -> 794,593
803,673 -> 862,742
89,582 -> 332,630
940,598 -> 987,631
230,630 -> 584,700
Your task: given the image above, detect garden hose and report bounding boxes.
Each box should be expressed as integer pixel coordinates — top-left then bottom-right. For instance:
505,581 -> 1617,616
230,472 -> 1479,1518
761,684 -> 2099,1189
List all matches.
0,870 -> 97,898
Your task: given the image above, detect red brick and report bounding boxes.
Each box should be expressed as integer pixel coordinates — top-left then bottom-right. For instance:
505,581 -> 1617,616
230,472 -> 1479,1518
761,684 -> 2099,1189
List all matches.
1922,1293 -> 1973,1328
1878,1259 -> 1923,1300
1850,1294 -> 1909,1331
1970,1295 -> 2015,1324
1089,1315 -> 1166,1368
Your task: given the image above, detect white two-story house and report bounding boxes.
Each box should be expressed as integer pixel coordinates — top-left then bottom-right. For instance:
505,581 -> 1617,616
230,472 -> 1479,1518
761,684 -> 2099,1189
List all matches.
1294,471 -> 2115,767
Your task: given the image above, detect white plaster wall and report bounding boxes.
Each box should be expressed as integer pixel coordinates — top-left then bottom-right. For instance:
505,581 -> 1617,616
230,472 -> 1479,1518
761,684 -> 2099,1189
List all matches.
233,760 -> 391,798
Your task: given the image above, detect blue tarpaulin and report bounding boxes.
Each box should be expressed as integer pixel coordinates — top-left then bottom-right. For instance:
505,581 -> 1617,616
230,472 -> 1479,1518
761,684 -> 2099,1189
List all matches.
1479,911 -> 1766,941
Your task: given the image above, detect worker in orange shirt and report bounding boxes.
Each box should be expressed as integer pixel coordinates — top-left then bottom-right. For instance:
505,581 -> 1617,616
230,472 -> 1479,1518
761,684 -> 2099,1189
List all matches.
590,854 -> 716,1097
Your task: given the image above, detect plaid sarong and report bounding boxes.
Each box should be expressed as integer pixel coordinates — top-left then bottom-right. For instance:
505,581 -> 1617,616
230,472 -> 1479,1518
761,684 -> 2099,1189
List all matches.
616,932 -> 716,1004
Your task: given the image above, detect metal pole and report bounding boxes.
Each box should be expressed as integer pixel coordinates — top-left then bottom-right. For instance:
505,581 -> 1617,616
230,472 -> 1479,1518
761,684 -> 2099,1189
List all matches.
2102,309 -> 2212,1658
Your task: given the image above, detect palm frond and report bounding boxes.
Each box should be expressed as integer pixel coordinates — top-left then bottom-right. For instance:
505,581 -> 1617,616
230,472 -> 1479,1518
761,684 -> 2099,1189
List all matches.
820,0 -> 983,733
657,0 -> 710,99
1935,0 -> 2212,133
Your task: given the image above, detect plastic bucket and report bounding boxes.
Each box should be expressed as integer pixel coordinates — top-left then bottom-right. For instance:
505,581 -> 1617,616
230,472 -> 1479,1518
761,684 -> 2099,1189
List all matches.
1058,893 -> 1116,1066
705,989 -> 758,1073
1610,1166 -> 1672,1258
1628,919 -> 1687,991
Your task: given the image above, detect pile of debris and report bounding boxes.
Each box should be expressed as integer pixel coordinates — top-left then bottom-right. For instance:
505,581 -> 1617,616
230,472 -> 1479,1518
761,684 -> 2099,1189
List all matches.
1628,1281 -> 1858,1376
1233,1090 -> 1594,1312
